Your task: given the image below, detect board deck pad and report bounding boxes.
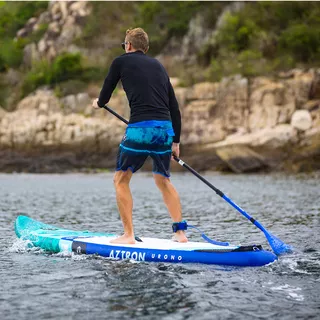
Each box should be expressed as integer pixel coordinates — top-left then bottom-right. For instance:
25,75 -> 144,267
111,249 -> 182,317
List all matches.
14,215 -> 277,267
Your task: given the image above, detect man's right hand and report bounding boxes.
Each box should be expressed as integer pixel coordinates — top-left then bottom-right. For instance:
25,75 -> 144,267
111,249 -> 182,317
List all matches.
171,142 -> 180,159
92,98 -> 101,109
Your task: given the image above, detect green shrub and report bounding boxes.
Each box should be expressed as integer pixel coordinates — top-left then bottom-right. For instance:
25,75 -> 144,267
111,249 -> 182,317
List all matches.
25,23 -> 48,44
21,59 -> 52,96
136,1 -> 221,54
279,24 -> 320,62
0,1 -> 48,38
77,2 -> 137,46
22,53 -> 83,96
216,13 -> 259,53
0,38 -> 24,71
54,80 -> 88,98
50,53 -> 83,83
21,52 -> 108,97
0,2 -> 48,71
237,50 -> 264,76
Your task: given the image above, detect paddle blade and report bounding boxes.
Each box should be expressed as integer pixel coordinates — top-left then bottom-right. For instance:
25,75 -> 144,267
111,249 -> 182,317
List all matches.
264,232 -> 293,256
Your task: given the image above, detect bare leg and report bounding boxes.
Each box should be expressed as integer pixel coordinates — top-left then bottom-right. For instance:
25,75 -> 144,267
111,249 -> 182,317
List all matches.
110,170 -> 135,244
153,174 -> 188,243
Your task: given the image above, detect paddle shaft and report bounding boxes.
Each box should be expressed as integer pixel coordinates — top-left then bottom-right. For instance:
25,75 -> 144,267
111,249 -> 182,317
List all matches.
102,104 -> 292,255
104,105 -> 129,125
172,155 -> 256,225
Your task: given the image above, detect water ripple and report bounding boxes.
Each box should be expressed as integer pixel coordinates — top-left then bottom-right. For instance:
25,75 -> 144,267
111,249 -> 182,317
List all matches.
0,172 -> 319,319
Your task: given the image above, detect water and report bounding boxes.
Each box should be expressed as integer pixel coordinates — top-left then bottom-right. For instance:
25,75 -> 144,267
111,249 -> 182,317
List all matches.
0,172 -> 319,319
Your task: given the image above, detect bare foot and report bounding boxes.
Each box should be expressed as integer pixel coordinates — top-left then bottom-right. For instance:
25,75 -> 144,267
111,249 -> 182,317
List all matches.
172,230 -> 188,243
110,234 -> 136,244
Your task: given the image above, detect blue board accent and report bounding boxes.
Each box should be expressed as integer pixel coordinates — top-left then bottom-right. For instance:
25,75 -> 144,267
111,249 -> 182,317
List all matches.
82,242 -> 276,267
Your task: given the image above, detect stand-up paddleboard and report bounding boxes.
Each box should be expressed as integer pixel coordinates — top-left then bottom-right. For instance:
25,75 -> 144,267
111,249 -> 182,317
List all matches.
14,215 -> 277,267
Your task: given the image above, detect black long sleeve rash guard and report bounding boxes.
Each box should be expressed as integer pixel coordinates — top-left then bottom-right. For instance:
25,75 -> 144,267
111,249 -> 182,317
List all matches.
97,51 -> 181,143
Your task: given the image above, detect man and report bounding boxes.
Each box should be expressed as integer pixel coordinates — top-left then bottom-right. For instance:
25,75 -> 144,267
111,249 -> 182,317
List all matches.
92,28 -> 188,244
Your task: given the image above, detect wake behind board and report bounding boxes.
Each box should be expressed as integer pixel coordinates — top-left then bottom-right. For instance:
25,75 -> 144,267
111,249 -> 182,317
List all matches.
14,215 -> 277,267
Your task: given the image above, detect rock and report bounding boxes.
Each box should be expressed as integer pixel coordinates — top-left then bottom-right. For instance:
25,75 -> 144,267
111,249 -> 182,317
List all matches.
17,28 -> 28,38
216,145 -> 267,173
0,107 -> 7,119
286,69 -> 315,108
17,0 -> 91,64
198,124 -> 299,172
212,124 -> 297,149
52,13 -> 62,22
291,110 -> 313,131
2,66 -> 320,173
302,100 -> 320,112
17,89 -> 61,114
180,13 -> 213,62
216,75 -> 249,132
249,79 -> 295,131
170,77 -> 180,88
38,39 -> 47,53
5,69 -> 21,86
47,21 -> 60,37
61,95 -> 77,113
311,107 -> 320,128
69,2 -> 88,13
310,69 -> 320,99
50,2 -> 60,16
59,1 -> 69,21
27,17 -> 37,26
76,93 -> 90,109
186,82 -> 219,101
23,43 -> 40,67
60,93 -> 90,114
174,88 -> 188,111
47,46 -> 57,60
37,11 -> 51,25
250,125 -> 298,148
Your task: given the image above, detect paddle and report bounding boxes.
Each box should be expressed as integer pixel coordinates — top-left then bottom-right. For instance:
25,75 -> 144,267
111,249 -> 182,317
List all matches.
102,105 -> 292,256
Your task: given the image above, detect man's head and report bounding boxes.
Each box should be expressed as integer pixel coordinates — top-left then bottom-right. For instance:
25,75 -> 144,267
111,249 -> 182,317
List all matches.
122,28 -> 149,54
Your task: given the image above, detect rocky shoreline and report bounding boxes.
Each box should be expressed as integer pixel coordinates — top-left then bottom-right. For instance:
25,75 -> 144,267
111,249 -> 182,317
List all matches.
0,69 -> 319,174
1,1 -> 319,173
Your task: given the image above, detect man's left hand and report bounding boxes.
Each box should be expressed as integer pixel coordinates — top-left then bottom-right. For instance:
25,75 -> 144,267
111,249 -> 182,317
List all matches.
92,98 -> 101,109
171,142 -> 180,159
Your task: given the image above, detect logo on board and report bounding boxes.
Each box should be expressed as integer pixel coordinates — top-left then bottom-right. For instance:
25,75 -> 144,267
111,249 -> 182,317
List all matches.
108,250 -> 183,262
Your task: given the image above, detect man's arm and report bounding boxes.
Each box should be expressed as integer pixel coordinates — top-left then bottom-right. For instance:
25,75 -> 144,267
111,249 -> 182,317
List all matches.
168,80 -> 181,144
97,58 -> 121,107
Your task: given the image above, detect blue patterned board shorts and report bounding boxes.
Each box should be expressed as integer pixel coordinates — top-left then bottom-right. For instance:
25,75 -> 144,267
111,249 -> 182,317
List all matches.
116,120 -> 175,177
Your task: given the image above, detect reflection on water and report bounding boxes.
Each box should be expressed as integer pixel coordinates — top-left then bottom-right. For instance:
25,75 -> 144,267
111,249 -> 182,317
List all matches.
0,172 -> 319,319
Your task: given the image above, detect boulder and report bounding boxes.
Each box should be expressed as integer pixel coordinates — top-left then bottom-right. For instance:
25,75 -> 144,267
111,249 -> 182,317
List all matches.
216,145 -> 267,173
291,110 -> 313,131
286,69 -> 315,108
60,93 -> 90,114
216,75 -> 249,132
249,79 -> 295,132
17,89 -> 61,114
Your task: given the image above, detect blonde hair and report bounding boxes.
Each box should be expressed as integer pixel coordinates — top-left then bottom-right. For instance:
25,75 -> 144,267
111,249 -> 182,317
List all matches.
126,28 -> 149,53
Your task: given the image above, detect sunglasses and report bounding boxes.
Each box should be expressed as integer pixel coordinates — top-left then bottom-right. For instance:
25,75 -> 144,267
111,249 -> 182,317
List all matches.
121,42 -> 129,50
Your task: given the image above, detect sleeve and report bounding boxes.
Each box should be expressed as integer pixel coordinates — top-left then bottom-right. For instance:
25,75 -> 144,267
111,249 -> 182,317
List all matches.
168,80 -> 181,143
97,58 -> 121,107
